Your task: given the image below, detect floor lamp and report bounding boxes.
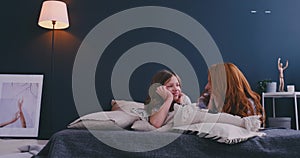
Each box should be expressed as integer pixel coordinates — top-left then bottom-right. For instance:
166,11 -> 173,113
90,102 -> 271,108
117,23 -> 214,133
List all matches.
38,1 -> 69,107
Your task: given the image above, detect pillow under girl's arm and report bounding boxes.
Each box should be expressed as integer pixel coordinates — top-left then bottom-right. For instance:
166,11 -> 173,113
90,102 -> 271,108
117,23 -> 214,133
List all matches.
174,105 -> 261,131
201,112 -> 262,131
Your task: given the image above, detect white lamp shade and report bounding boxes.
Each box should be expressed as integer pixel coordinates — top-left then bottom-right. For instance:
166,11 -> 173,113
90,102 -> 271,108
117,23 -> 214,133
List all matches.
38,1 -> 69,29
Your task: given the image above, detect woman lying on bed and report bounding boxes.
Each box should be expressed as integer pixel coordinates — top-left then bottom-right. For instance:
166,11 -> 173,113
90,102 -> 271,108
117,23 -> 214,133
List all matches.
198,62 -> 265,124
144,69 -> 191,128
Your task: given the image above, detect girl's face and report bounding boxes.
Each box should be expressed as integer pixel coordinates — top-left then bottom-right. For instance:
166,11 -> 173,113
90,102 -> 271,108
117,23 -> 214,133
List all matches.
164,76 -> 181,101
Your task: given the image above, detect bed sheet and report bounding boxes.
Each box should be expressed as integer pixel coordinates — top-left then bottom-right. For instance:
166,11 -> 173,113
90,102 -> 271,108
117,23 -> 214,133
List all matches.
35,128 -> 300,158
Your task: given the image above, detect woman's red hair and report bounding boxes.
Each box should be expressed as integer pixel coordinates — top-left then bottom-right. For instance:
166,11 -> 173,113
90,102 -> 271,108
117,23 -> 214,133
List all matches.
208,63 -> 265,123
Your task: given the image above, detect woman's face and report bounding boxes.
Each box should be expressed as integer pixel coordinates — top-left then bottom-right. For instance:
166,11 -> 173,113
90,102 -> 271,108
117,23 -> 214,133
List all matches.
164,76 -> 181,101
205,74 -> 212,93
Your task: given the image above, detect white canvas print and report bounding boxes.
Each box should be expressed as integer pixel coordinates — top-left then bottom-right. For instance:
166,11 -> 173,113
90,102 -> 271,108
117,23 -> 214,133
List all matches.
0,74 -> 43,137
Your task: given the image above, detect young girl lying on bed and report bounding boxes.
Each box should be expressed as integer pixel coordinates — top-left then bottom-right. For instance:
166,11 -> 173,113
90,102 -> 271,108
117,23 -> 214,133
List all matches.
144,69 -> 192,128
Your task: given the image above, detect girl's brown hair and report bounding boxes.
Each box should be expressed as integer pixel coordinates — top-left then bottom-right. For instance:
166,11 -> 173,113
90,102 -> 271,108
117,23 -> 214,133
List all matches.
144,69 -> 181,105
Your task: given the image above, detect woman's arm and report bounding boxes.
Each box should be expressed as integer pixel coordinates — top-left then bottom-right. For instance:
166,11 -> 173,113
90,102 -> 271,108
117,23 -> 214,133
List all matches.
197,90 -> 210,108
149,86 -> 173,128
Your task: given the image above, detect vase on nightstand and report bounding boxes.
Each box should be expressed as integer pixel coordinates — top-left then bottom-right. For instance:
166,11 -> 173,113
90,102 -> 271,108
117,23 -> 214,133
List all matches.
266,82 -> 277,93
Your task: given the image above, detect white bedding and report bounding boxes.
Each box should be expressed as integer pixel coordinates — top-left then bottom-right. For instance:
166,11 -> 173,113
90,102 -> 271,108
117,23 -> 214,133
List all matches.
68,100 -> 265,144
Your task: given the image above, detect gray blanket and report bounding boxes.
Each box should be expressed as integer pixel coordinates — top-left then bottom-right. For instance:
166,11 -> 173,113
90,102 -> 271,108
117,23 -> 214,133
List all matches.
35,128 -> 300,158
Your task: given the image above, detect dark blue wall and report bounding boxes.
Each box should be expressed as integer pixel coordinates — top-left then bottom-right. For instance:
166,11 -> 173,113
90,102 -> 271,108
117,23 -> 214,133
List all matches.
1,0 -> 300,138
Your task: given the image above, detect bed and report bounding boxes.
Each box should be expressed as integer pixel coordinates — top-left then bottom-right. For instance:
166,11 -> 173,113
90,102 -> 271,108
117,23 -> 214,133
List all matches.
35,128 -> 300,158
35,100 -> 300,158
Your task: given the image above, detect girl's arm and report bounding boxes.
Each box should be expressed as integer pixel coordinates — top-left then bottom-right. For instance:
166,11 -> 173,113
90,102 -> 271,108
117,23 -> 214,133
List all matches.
149,86 -> 173,128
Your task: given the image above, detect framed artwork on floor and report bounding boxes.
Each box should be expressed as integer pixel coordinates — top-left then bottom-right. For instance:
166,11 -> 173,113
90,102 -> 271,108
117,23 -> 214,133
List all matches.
0,74 -> 43,137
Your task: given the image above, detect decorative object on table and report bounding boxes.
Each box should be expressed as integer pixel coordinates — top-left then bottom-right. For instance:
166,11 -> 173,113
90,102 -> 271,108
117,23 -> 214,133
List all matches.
0,74 -> 43,137
257,79 -> 272,94
287,85 -> 295,92
277,57 -> 288,92
266,82 -> 277,93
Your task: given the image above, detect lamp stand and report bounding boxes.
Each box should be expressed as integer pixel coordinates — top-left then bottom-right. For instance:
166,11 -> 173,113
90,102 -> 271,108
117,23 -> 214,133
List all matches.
50,20 -> 56,108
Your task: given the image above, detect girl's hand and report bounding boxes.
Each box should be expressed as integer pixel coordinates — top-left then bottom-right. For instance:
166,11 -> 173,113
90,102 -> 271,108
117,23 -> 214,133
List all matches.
156,86 -> 173,101
176,92 -> 184,104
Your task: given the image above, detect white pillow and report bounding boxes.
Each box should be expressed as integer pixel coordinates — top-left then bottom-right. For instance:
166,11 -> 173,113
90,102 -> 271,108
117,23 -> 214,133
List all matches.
67,120 -> 119,130
173,123 -> 266,144
68,110 -> 139,129
111,100 -> 144,112
131,120 -> 174,132
173,103 -> 261,132
131,120 -> 156,131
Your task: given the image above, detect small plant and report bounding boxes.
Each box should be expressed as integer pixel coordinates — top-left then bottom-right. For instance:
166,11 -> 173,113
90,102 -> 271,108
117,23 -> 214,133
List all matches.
257,79 -> 272,94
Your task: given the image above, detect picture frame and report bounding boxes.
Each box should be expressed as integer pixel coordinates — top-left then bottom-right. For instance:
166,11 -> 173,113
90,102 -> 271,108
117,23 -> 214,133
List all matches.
0,74 -> 43,137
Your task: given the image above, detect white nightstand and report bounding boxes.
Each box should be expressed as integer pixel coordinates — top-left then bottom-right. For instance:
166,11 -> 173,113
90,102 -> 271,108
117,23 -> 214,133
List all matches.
262,92 -> 300,130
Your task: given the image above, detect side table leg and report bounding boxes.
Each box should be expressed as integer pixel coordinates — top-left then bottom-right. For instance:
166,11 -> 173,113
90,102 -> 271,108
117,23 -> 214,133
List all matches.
294,94 -> 299,130
262,93 -> 265,128
272,98 -> 276,117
